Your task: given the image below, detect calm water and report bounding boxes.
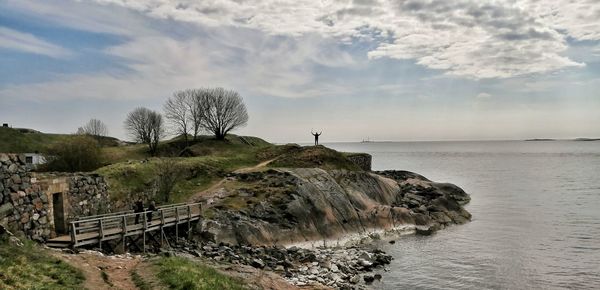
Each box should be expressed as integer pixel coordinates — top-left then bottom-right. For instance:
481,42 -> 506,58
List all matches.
325,141 -> 600,290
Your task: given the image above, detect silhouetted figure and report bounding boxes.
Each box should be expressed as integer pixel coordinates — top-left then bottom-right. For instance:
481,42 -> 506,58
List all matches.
134,198 -> 144,224
146,200 -> 157,223
311,131 -> 322,146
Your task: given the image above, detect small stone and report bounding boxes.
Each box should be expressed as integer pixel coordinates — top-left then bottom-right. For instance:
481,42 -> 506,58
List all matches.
251,258 -> 265,269
330,264 -> 339,272
20,213 -> 30,224
358,259 -> 373,267
7,164 -> 18,173
349,275 -> 361,284
364,275 -> 375,283
38,216 -> 48,224
11,175 -> 22,184
34,199 -> 44,210
32,213 -> 40,221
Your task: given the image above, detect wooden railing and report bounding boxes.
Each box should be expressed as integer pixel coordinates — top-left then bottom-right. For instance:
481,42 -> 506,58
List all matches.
68,203 -> 202,248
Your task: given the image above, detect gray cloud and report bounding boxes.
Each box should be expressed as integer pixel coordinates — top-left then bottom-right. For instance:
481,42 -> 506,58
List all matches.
82,0 -> 596,79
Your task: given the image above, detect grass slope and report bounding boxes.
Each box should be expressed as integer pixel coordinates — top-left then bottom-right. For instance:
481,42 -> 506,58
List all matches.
0,127 -> 121,154
268,144 -> 360,171
96,135 -> 274,204
0,239 -> 85,289
154,257 -> 247,290
0,127 -> 71,153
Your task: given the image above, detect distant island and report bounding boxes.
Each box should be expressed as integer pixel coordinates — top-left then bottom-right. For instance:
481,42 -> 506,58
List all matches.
525,138 -> 556,141
525,138 -> 600,141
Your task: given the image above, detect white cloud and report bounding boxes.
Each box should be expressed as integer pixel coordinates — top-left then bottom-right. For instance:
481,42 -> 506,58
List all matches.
0,26 -> 71,58
0,26 -> 356,101
476,92 -> 492,99
3,0 -> 152,36
84,0 -> 597,79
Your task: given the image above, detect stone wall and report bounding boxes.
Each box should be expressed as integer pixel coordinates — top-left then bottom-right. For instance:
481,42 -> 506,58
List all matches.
345,153 -> 372,171
66,174 -> 112,219
0,153 -> 112,241
0,154 -> 51,241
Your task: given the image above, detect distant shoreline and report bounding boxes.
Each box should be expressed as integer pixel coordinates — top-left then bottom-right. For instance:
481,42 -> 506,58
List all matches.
525,138 -> 600,142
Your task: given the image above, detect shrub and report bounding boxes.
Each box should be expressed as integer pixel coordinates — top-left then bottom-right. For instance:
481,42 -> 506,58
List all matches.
44,135 -> 103,172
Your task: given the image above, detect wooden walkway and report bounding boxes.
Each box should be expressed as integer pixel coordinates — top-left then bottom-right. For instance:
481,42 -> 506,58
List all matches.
47,203 -> 202,252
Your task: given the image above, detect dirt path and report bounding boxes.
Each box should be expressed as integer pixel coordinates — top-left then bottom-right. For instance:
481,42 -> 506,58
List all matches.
188,159 -> 275,203
52,250 -> 142,290
233,159 -> 275,174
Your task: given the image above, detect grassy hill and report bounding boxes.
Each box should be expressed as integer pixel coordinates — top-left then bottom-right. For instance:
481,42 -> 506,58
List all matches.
1,126 -> 363,208
96,136 -> 365,207
0,127 -> 121,153
96,134 -> 276,205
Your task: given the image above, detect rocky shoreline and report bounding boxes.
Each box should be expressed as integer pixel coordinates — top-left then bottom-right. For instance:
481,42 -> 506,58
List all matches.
168,238 -> 393,289
185,168 -> 472,288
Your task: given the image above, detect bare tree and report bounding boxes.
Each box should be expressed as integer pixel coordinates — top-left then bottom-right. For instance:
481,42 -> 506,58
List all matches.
164,91 -> 190,142
124,107 -> 165,155
196,87 -> 249,140
80,118 -> 108,136
153,158 -> 182,203
187,92 -> 203,140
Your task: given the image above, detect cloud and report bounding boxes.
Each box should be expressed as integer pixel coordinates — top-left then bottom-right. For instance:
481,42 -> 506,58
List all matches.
83,0 -> 596,79
3,0 -> 152,36
476,92 -> 492,99
0,24 -> 356,101
0,26 -> 71,58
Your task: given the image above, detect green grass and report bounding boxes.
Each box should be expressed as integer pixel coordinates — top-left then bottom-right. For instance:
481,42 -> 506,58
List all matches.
154,257 -> 247,290
0,127 -> 122,154
96,138 -> 365,206
0,239 -> 85,290
95,136 -> 275,204
100,270 -> 113,287
130,270 -> 152,290
268,145 -> 360,171
0,127 -> 72,153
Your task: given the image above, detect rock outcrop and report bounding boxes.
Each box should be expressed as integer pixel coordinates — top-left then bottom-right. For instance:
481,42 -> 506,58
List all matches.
198,168 -> 471,246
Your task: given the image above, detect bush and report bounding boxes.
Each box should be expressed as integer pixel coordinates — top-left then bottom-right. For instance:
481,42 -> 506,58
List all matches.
154,158 -> 183,203
44,135 -> 103,172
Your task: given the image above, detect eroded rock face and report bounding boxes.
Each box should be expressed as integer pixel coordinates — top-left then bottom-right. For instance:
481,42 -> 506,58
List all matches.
199,168 -> 471,246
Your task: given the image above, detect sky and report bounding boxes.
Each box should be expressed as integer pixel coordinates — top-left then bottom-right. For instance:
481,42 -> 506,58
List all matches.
0,0 -> 599,143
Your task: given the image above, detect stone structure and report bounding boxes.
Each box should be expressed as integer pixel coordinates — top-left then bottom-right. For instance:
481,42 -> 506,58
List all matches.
0,153 -> 112,241
345,153 -> 372,171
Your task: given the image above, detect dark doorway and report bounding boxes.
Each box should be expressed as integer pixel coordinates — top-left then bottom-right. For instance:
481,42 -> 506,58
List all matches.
52,193 -> 66,235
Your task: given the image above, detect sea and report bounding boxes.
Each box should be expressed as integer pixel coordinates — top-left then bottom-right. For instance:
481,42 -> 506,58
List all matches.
325,141 -> 600,290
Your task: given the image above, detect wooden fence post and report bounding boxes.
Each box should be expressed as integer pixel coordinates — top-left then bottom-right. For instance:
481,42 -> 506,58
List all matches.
70,222 -> 77,248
